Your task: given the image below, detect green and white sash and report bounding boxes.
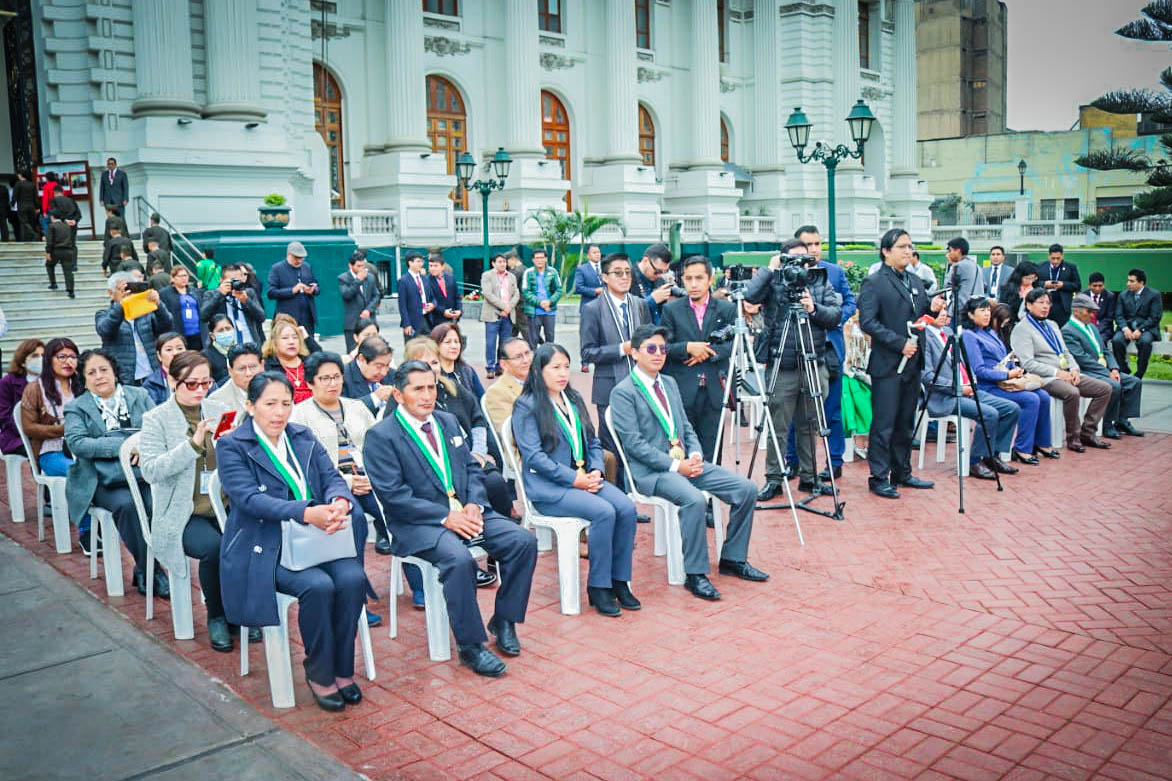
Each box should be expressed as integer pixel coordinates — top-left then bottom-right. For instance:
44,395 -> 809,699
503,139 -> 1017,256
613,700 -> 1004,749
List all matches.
1069,318 -> 1107,366
395,407 -> 461,511
552,392 -> 586,473
255,423 -> 311,501
630,371 -> 684,458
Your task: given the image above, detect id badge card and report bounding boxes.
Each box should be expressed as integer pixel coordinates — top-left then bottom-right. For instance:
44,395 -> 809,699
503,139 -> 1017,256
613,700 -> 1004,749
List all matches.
199,470 -> 214,495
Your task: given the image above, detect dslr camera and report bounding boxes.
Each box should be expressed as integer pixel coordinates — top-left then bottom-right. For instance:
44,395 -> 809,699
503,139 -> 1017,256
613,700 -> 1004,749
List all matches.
229,278 -> 249,292
659,269 -> 686,299
773,253 -> 826,304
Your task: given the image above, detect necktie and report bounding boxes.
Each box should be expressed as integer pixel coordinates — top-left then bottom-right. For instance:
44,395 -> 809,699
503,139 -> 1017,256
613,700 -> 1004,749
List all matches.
437,276 -> 447,298
420,421 -> 440,456
990,266 -> 999,295
415,274 -> 424,299
620,301 -> 630,337
653,378 -> 669,410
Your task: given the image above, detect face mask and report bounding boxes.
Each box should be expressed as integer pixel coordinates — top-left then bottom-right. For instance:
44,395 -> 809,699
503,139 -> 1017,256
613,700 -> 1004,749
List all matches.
214,331 -> 236,348
26,357 -> 43,376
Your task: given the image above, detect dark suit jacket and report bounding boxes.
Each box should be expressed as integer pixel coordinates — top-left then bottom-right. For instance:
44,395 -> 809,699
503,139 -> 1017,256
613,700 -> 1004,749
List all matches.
48,194 -> 81,223
397,272 -> 430,335
159,285 -> 207,344
573,261 -> 605,301
199,288 -> 266,344
608,373 -> 703,492
858,264 -> 934,379
216,420 -> 362,628
102,235 -> 137,271
579,292 -> 650,405
267,259 -> 319,329
338,270 -> 382,330
363,409 -> 493,557
142,225 -> 172,255
341,360 -> 392,417
511,392 -> 604,504
99,168 -> 129,206
425,272 -> 461,328
1042,261 -> 1081,322
1089,289 -> 1117,340
1114,286 -> 1162,335
1061,321 -> 1117,377
103,214 -> 128,241
13,179 -> 37,209
661,294 -> 735,410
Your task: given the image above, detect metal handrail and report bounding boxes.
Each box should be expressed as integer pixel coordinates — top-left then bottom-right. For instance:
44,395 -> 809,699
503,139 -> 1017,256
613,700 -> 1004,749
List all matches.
132,195 -> 203,276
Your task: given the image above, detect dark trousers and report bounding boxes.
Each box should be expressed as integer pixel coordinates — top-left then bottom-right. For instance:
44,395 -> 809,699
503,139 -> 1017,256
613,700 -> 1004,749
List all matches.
787,361 -> 845,469
596,404 -> 626,492
46,254 -> 76,293
682,392 -> 722,463
6,211 -> 18,241
482,467 -> 515,518
412,514 -> 537,647
183,515 -> 224,618
931,390 -> 1020,463
868,370 -> 920,483
534,483 -> 636,587
1102,372 -> 1143,427
18,207 -> 38,241
275,557 -> 367,685
93,482 -> 152,573
1044,375 -> 1112,443
484,318 -> 511,372
1112,330 -> 1156,378
985,385 -> 1051,452
527,314 -> 556,349
645,464 -> 756,575
767,365 -> 829,483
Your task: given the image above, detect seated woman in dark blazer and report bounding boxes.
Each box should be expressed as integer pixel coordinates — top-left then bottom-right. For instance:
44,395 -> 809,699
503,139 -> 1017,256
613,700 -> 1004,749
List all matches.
512,344 -> 639,617
202,314 -> 236,386
64,349 -> 163,597
142,332 -> 186,405
215,371 -> 369,712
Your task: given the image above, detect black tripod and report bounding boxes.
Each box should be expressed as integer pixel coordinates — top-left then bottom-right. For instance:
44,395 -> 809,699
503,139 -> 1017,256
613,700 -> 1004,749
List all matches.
911,291 -> 1003,514
748,301 -> 846,521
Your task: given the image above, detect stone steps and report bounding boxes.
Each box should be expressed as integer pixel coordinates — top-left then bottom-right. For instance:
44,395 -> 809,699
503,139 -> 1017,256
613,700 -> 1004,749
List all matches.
0,243 -> 111,357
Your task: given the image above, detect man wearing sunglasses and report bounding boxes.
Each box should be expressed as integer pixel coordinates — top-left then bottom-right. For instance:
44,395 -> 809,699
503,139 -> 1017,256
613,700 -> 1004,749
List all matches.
609,325 -> 767,601
632,243 -> 678,324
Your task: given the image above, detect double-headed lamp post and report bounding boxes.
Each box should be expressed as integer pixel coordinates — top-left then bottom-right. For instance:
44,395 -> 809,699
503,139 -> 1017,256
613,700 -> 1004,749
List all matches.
456,147 -> 513,270
1018,159 -> 1027,195
783,99 -> 876,264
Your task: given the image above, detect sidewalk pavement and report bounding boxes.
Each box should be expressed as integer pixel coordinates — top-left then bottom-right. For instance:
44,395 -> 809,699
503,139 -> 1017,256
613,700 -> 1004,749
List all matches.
0,534 -> 363,781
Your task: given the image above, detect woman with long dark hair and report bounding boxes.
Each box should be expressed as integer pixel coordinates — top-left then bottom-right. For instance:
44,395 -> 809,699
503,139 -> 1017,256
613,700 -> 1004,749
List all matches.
142,332 -> 187,405
512,344 -> 638,616
430,322 -> 485,399
203,314 -> 235,385
0,338 -> 43,455
1002,261 -> 1042,322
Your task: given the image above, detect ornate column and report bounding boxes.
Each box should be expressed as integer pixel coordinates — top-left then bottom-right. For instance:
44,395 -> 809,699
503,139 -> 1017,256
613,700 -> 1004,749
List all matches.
383,0 -> 430,151
753,0 -> 781,172
688,0 -> 723,168
832,0 -> 862,169
203,0 -> 266,120
603,0 -> 640,162
503,0 -> 545,158
890,0 -> 916,175
130,0 -> 200,118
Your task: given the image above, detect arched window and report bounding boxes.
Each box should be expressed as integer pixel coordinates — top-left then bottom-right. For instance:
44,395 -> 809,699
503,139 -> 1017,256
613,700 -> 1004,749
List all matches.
720,117 -> 730,163
313,63 -> 345,209
541,90 -> 572,210
638,104 -> 655,167
426,75 -> 468,210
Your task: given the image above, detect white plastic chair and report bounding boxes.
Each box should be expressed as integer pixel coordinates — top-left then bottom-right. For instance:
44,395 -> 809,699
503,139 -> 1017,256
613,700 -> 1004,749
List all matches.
1049,396 -> 1066,450
480,394 -> 515,481
2,452 -> 26,524
87,506 -> 124,596
605,407 -> 725,587
209,472 -> 376,709
12,402 -> 72,551
500,414 -> 590,615
915,413 -> 974,476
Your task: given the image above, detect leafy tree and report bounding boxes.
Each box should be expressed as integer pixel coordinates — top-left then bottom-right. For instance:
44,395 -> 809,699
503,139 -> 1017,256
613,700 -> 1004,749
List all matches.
1076,1 -> 1172,226
526,207 -> 577,275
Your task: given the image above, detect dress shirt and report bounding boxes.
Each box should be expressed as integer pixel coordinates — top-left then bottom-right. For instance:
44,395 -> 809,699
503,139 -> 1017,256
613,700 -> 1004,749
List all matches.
689,294 -> 710,329
410,272 -> 428,304
631,366 -> 701,473
987,263 -> 1004,297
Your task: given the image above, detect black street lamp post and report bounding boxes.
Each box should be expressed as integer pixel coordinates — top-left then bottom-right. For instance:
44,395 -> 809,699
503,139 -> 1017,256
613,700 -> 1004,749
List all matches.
1018,159 -> 1027,196
783,99 -> 877,264
456,147 -> 513,270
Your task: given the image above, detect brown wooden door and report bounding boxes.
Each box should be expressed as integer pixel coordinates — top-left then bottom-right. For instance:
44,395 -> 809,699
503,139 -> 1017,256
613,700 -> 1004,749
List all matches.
313,63 -> 345,209
426,75 -> 469,210
541,90 -> 571,210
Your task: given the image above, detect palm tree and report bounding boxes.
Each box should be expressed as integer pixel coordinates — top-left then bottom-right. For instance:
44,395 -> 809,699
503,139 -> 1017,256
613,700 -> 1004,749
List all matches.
571,202 -> 625,278
526,207 -> 578,273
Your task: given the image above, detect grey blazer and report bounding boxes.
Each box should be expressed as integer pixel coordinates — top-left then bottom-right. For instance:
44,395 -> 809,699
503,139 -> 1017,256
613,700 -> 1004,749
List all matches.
947,257 -> 984,304
1009,317 -> 1076,380
1061,321 -> 1117,378
64,387 -> 154,524
138,397 -> 202,575
608,372 -> 702,495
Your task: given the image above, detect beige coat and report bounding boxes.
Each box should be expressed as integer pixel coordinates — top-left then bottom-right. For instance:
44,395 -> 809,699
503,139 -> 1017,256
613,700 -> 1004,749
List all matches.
480,268 -> 520,323
289,396 -> 376,490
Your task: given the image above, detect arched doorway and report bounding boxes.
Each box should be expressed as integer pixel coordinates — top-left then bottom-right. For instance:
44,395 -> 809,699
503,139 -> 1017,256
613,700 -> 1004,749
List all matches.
426,74 -> 468,210
541,90 -> 571,210
313,63 -> 345,209
720,116 -> 730,163
638,104 -> 656,167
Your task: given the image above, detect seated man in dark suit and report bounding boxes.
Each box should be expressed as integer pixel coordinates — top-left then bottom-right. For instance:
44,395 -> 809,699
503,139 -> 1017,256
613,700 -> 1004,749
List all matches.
609,325 -> 767,602
1064,294 -> 1144,438
364,361 -> 538,677
1111,268 -> 1163,379
1086,272 -> 1116,342
342,335 -> 394,417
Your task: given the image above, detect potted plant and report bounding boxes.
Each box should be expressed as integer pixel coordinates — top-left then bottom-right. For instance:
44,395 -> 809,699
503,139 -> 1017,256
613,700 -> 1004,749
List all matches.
258,194 -> 291,230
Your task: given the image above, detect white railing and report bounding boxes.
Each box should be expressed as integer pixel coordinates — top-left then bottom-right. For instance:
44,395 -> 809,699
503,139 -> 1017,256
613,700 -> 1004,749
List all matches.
661,214 -> 705,240
1120,215 -> 1172,233
931,224 -> 1005,244
1019,220 -> 1086,239
738,216 -> 778,238
453,211 -> 521,245
331,210 -> 399,244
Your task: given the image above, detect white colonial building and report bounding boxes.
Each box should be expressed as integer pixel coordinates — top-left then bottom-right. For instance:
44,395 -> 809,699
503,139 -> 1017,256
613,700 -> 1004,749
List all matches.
27,0 -> 931,246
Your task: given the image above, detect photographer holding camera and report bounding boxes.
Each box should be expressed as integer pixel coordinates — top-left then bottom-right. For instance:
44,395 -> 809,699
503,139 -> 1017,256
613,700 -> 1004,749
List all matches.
200,263 -> 266,346
632,243 -> 681,324
661,256 -> 737,461
749,239 -> 843,500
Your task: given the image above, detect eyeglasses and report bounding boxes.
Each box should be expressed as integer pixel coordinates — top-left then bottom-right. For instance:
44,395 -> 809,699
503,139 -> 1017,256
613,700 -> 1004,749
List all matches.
54,353 -> 78,362
607,270 -> 632,278
315,374 -> 344,384
640,345 -> 668,355
179,379 -> 215,391
505,350 -> 532,362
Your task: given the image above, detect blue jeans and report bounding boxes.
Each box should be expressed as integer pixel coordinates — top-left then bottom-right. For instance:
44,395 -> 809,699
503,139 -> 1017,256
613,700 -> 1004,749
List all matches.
39,451 -> 90,536
484,317 -> 511,373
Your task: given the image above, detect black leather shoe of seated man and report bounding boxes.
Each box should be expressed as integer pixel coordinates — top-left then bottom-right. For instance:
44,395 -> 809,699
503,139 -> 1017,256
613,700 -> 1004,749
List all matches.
458,643 -> 507,677
208,616 -> 233,653
893,475 -> 934,490
969,461 -> 997,481
486,615 -> 521,656
718,559 -> 770,581
153,569 -> 171,600
684,574 -> 721,601
374,535 -> 393,555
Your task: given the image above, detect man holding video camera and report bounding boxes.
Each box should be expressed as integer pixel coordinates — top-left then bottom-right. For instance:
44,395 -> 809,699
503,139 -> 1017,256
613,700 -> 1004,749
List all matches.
632,243 -> 680,324
748,239 -> 843,500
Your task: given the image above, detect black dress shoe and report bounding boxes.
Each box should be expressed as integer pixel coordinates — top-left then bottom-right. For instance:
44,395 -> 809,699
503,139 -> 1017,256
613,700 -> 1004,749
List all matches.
586,586 -> 621,616
133,567 -> 147,595
611,580 -> 641,610
718,559 -> 769,582
248,627 -> 263,644
475,566 -> 498,588
1067,440 -> 1086,453
208,616 -> 233,653
818,466 -> 843,480
894,475 -> 934,490
486,615 -> 521,656
1080,435 -> 1111,450
306,675 -> 345,712
684,574 -> 721,601
1034,446 -> 1061,459
636,513 -> 651,524
869,480 -> 900,499
1117,420 -> 1144,437
153,569 -> 171,600
458,643 -> 507,677
374,536 -> 392,555
705,506 -> 715,529
1011,451 -> 1040,466
983,456 -> 1018,475
757,481 -> 786,502
338,683 -> 362,704
797,479 -> 833,496
969,462 -> 997,480
1102,428 -> 1122,440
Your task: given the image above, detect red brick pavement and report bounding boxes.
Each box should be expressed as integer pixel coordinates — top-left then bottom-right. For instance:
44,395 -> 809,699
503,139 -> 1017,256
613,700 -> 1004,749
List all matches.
2,388 -> 1170,780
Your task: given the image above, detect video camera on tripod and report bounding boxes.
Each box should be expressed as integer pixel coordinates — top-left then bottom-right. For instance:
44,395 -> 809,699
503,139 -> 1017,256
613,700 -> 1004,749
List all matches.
773,253 -> 826,304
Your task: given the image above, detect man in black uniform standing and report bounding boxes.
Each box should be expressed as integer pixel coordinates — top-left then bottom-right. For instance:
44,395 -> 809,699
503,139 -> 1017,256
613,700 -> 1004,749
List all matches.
857,228 -> 946,499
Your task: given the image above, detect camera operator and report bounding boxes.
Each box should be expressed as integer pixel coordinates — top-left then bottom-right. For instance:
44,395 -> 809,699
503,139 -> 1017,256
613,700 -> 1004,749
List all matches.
748,239 -> 843,500
661,256 -> 736,461
200,263 -> 266,346
632,243 -> 681,324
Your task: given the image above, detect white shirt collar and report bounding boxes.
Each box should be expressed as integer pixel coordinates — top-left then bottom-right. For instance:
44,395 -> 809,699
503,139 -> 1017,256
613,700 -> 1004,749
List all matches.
608,291 -> 628,310
399,409 -> 437,439
632,365 -> 661,389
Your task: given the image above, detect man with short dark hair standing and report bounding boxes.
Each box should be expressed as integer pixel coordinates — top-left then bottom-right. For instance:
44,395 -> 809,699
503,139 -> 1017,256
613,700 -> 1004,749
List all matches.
99,157 -> 129,216
142,212 -> 172,256
573,244 -> 605,302
397,251 -> 432,340
1042,243 -> 1080,327
1111,268 -> 1162,379
945,237 -> 983,304
44,208 -> 77,298
267,240 -> 320,336
632,243 -> 677,324
338,249 -> 383,352
983,245 -> 1008,300
201,264 -> 266,345
1086,272 -> 1116,342
13,170 -> 38,241
425,253 -> 462,329
522,249 -> 560,348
